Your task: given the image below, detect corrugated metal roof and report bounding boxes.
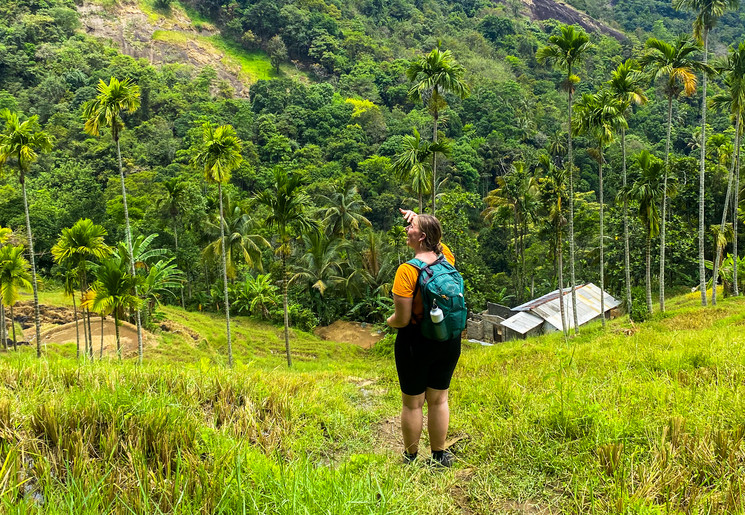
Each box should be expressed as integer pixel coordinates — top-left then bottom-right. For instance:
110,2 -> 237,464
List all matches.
501,312 -> 544,334
529,283 -> 620,330
512,287 -> 573,311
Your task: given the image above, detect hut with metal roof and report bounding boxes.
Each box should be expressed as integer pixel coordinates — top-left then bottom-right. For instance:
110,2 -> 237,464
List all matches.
500,283 -> 620,340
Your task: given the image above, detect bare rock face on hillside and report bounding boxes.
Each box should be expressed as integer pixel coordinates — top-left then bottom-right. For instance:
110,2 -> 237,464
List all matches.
522,0 -> 626,40
77,1 -> 250,97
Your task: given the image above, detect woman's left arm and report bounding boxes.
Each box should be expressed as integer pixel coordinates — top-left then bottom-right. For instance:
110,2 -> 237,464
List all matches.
387,294 -> 413,328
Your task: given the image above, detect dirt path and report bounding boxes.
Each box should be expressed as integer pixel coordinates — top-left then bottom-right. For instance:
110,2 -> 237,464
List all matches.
31,319 -> 157,358
315,320 -> 383,349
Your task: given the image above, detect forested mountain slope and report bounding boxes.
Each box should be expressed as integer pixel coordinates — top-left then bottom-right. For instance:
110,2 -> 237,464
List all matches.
1,0 -> 745,331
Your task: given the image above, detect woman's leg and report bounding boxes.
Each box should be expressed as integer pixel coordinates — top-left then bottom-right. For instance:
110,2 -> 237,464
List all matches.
425,388 -> 449,451
401,392 -> 426,453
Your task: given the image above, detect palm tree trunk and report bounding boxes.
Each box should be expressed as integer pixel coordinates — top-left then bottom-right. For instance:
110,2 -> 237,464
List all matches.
282,251 -> 292,367
598,149 -> 605,328
646,230 -> 652,314
0,303 -> 6,351
100,314 -> 105,359
660,95 -> 673,313
9,305 -> 16,351
699,30 -> 709,306
558,224 -> 567,336
567,78 -> 579,334
513,217 -> 520,302
734,129 -> 741,296
72,292 -> 80,359
712,115 -> 740,305
432,107 -> 438,216
218,183 -> 233,367
116,138 -> 145,361
418,194 -> 423,214
622,127 -> 632,318
86,309 -> 93,359
174,223 -> 185,309
115,311 -> 121,360
78,285 -> 89,355
21,179 -> 42,358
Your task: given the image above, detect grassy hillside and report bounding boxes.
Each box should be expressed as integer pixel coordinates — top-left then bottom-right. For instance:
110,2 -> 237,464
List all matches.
2,293 -> 745,512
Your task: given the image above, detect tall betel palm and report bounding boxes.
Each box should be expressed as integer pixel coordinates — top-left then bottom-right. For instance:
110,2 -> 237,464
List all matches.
536,24 -> 592,334
192,123 -> 244,367
392,129 -> 450,213
255,167 -> 317,367
156,178 -> 187,307
52,219 -> 111,358
710,42 -> 745,302
630,151 -> 668,315
407,44 -> 469,215
482,163 -> 539,303
82,77 -> 145,360
0,109 -> 53,357
0,245 -> 32,351
640,35 -> 709,311
673,0 -> 739,306
537,154 -> 569,335
88,258 -> 140,360
573,89 -> 627,328
608,59 -> 648,318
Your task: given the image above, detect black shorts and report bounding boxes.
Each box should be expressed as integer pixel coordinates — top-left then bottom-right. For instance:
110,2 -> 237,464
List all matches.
394,324 -> 461,396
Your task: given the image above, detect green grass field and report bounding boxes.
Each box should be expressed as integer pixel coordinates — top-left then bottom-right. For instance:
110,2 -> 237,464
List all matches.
2,292 -> 745,513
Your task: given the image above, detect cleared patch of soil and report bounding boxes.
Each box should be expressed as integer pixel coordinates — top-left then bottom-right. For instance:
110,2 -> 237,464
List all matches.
33,318 -> 157,358
11,301 -> 77,328
315,320 -> 383,349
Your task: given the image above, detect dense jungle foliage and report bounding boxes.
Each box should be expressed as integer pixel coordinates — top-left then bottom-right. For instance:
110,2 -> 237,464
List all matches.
2,0 -> 745,340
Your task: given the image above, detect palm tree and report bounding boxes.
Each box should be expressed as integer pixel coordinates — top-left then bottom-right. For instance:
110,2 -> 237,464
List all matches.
192,122 -> 244,367
51,219 -> 112,358
573,89 -> 627,327
673,0 -> 739,306
630,151 -> 668,314
710,42 -> 745,301
255,167 -> 317,367
0,109 -> 53,357
483,162 -> 539,303
319,183 -> 372,240
290,231 -> 345,324
82,77 -> 145,360
407,44 -> 470,215
537,154 -> 569,335
202,197 -> 268,280
139,257 -> 184,319
60,268 -> 82,358
0,245 -> 32,351
156,177 -> 187,307
608,59 -> 648,317
88,258 -> 141,360
537,24 -> 593,333
640,36 -> 710,311
392,129 -> 450,212
232,274 -> 280,319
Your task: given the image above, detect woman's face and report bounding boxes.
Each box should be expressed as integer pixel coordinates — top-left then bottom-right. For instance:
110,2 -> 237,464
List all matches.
405,217 -> 425,249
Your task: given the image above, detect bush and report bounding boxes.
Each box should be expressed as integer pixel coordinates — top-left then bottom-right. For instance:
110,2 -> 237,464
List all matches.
270,304 -> 319,333
629,286 -> 651,322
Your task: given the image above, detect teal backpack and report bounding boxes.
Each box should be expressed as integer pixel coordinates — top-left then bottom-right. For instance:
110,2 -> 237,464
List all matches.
407,255 -> 467,342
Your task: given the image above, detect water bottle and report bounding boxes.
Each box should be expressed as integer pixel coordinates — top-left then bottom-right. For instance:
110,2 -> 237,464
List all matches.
430,302 -> 448,341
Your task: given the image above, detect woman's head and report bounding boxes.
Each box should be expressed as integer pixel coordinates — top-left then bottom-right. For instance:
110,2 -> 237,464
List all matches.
406,214 -> 443,254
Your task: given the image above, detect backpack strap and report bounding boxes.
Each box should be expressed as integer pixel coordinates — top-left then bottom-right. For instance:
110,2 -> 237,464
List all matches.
406,255 -> 447,298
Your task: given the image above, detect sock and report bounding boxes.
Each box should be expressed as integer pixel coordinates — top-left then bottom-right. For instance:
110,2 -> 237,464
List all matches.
431,450 -> 444,460
403,451 -> 417,462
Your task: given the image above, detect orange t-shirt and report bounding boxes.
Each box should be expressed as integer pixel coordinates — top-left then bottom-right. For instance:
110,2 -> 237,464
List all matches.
392,243 -> 455,325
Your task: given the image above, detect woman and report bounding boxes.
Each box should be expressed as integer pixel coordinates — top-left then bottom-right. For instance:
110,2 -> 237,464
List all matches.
386,209 -> 460,467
